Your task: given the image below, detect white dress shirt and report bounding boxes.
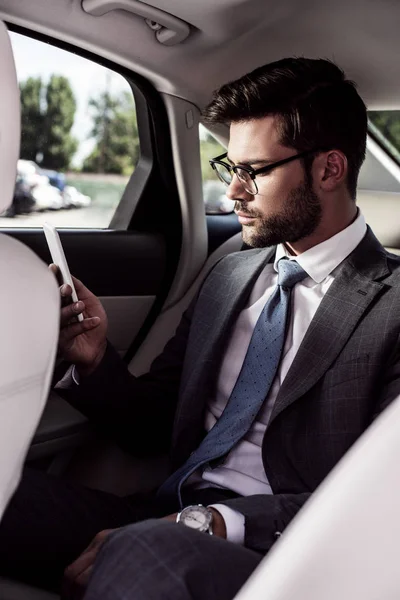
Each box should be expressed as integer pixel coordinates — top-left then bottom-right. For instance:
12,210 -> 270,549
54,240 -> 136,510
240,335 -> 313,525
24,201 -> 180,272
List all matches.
187,212 -> 367,543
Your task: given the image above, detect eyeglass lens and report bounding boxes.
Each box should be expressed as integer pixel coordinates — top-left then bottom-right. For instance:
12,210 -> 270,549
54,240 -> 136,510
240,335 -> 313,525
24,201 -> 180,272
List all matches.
214,163 -> 257,195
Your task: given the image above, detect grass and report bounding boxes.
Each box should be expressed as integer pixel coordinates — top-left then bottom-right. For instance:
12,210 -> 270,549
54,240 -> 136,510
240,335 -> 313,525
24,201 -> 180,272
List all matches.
66,176 -> 128,212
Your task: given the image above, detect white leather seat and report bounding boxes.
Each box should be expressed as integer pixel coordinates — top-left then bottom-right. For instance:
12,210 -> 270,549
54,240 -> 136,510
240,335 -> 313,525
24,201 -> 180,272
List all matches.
0,19 -> 60,600
234,393 -> 400,600
358,189 -> 400,254
0,21 -> 59,522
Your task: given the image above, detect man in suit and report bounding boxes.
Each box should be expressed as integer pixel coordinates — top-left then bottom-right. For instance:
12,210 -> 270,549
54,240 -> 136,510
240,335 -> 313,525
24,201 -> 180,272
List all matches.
1,56 -> 400,598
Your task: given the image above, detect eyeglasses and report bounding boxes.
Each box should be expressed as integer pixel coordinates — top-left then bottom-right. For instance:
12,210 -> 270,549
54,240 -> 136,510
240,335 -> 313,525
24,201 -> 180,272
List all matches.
209,149 -> 321,195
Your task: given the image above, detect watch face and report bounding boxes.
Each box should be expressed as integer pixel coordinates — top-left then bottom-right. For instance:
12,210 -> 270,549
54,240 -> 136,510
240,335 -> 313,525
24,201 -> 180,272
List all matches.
179,505 -> 212,531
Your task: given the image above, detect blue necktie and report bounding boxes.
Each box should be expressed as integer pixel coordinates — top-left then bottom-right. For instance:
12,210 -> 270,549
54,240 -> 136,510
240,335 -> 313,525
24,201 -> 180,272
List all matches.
157,258 -> 307,505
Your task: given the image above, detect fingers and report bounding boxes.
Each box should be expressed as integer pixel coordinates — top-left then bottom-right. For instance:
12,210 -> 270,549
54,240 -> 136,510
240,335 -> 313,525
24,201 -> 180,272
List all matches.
60,301 -> 85,327
59,316 -> 101,347
64,549 -> 96,586
49,263 -> 59,276
70,275 -> 93,302
61,283 -> 73,299
50,264 -> 74,307
62,530 -> 114,600
49,264 -> 90,302
59,283 -> 76,310
62,551 -> 96,600
163,513 -> 178,523
73,565 -> 93,598
49,263 -> 63,287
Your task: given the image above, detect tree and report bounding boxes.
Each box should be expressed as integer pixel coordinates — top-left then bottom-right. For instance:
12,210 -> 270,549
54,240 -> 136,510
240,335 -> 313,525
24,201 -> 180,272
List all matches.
19,75 -> 78,171
83,90 -> 139,175
200,131 -> 226,181
20,77 -> 44,162
42,76 -> 78,170
369,111 -> 400,159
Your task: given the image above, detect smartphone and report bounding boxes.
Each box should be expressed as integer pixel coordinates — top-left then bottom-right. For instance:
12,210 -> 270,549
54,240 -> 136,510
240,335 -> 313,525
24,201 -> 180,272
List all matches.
43,222 -> 84,322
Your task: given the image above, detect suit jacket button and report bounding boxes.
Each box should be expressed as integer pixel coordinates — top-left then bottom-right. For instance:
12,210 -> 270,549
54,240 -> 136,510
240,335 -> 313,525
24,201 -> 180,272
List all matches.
274,531 -> 282,540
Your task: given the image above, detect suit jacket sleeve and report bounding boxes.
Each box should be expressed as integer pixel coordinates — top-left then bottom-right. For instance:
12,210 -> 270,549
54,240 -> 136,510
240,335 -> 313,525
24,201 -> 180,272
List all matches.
219,492 -> 310,554
56,301 -> 195,457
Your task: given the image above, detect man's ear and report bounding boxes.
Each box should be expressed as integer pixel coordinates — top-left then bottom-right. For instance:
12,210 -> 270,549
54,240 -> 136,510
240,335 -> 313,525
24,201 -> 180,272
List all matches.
317,150 -> 348,192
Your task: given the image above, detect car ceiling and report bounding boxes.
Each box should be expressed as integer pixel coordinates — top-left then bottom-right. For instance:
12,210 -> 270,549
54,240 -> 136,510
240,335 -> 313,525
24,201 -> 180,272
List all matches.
0,0 -> 399,111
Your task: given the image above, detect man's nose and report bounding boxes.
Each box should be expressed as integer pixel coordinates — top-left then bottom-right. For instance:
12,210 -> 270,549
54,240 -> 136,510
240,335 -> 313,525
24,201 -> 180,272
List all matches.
225,174 -> 252,202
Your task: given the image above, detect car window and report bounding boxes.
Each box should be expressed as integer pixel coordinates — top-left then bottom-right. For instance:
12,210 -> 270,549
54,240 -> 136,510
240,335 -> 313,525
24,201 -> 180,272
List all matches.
199,124 -> 234,214
368,111 -> 400,164
1,31 -> 140,228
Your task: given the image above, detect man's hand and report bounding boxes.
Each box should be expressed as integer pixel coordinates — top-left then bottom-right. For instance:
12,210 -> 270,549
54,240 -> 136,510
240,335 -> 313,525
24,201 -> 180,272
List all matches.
50,264 -> 108,377
62,512 -> 226,600
62,528 -> 117,600
164,508 -> 227,538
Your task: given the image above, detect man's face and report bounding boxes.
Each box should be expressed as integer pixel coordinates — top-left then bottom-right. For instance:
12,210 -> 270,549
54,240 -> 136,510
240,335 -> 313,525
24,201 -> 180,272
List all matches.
226,116 -> 322,248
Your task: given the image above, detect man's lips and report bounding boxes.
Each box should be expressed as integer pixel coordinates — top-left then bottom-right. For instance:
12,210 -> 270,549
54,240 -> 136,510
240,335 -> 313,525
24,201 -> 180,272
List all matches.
236,211 -> 257,224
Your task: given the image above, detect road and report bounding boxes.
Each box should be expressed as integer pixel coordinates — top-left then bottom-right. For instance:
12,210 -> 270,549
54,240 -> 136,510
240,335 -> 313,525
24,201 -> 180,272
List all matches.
0,205 -> 115,229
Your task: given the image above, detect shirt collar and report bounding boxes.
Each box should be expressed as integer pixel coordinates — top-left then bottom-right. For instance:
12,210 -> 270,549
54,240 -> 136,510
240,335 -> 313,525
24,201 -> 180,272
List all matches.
273,211 -> 367,283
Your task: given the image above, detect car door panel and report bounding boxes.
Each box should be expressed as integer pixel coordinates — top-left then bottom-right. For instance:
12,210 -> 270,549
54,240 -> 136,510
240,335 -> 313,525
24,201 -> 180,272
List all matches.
8,229 -> 167,294
100,296 -> 156,356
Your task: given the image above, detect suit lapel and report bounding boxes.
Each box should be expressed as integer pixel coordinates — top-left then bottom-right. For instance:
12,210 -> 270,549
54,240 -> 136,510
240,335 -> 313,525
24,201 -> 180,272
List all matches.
269,228 -> 389,425
203,246 -> 277,370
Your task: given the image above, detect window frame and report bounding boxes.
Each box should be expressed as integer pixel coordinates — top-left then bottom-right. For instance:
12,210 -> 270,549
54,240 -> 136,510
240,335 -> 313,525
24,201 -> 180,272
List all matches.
367,115 -> 400,169
6,21 -> 180,236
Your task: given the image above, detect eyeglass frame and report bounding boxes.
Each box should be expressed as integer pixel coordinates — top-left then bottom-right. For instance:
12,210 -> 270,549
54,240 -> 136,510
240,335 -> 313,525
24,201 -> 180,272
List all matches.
209,148 -> 323,195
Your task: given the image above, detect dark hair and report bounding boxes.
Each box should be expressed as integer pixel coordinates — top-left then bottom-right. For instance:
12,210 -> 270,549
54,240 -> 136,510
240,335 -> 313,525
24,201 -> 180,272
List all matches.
203,58 -> 367,199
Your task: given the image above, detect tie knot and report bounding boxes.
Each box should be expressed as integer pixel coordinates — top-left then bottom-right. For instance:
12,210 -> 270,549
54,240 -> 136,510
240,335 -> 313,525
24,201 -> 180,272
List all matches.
277,258 -> 307,289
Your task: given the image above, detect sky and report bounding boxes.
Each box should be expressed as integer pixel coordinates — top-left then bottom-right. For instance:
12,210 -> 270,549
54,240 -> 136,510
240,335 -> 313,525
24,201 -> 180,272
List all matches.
10,31 -> 132,167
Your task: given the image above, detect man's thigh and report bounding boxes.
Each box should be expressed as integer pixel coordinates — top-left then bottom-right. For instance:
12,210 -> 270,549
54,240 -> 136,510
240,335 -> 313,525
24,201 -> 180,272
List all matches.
84,520 -> 263,600
0,467 -> 170,591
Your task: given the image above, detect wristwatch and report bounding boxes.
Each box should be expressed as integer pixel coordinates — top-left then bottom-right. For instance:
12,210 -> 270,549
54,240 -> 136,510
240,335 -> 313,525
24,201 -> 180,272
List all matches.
176,504 -> 213,535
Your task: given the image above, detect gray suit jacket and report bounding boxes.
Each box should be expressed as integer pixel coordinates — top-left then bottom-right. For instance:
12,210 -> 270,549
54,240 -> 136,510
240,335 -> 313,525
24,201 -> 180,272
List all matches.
61,227 -> 400,554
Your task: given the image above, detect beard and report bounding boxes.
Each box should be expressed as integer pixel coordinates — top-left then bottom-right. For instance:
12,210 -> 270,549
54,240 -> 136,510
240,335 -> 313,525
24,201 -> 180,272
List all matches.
236,178 -> 322,248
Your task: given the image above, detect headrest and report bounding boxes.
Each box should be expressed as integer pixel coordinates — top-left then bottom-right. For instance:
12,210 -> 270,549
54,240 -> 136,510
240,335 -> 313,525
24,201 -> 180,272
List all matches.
0,22 -> 20,215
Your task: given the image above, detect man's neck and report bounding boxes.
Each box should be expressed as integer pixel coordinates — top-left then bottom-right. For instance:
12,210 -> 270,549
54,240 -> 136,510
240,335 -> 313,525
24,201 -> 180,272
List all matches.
285,205 -> 358,256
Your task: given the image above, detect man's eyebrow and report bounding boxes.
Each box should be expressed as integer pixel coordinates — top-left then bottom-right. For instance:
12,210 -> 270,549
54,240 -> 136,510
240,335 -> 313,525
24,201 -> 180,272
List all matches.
226,156 -> 273,167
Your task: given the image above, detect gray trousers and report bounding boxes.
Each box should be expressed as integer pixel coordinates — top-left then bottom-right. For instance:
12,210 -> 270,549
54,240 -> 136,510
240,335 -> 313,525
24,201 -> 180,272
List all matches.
83,519 -> 263,600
